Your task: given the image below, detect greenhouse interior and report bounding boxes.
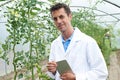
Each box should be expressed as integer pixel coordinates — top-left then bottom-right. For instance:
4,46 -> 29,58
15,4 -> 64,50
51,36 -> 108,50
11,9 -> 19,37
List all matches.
0,0 -> 120,80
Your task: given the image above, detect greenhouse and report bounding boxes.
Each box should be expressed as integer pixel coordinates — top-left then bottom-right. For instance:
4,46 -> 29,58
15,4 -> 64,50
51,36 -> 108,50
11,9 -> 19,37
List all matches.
0,0 -> 120,80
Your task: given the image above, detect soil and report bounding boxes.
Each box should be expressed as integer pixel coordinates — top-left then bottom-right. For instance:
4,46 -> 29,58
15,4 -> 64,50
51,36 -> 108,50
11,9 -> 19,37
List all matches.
0,59 -> 48,80
116,50 -> 120,66
107,49 -> 120,80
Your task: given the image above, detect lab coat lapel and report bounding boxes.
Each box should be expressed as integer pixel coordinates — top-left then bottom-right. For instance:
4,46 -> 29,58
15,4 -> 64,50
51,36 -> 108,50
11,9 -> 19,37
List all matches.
65,40 -> 76,54
57,36 -> 66,54
65,27 -> 82,55
56,27 -> 83,57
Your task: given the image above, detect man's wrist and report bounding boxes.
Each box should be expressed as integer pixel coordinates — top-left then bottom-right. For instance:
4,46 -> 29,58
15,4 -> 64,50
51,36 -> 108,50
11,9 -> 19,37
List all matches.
52,71 -> 56,75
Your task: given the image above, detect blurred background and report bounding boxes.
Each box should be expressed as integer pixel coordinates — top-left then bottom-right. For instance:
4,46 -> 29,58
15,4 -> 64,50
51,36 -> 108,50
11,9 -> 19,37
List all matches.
0,0 -> 120,80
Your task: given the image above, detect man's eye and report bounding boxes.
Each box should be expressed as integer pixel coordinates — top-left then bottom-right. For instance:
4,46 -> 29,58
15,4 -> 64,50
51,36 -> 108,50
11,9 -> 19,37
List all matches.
59,15 -> 64,19
53,18 -> 57,21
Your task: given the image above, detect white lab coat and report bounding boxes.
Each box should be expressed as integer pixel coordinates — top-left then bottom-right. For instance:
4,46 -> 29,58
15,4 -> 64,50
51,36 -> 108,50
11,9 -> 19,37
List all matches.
47,27 -> 108,80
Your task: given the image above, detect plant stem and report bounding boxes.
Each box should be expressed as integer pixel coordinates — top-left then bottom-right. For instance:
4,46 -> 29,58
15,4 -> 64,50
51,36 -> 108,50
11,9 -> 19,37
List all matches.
13,29 -> 17,80
27,3 -> 34,79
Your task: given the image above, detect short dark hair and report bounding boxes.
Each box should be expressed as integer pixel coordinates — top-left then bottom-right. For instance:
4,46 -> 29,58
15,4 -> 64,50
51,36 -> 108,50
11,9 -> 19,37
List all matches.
50,3 -> 71,15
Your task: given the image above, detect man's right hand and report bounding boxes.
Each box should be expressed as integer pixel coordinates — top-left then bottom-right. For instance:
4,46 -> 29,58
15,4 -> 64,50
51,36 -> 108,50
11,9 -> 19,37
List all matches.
47,61 -> 57,75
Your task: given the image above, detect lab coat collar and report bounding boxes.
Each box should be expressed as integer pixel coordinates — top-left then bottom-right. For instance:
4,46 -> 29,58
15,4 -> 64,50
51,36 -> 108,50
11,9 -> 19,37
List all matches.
55,27 -> 84,54
56,27 -> 83,42
72,27 -> 84,42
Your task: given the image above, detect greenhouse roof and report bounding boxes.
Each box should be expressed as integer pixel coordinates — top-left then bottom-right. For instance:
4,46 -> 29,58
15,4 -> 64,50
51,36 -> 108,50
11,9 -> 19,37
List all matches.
0,0 -> 120,29
70,0 -> 120,29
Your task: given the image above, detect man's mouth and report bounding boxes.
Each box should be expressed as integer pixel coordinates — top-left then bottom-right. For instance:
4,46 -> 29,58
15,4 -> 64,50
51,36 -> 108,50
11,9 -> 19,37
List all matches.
58,24 -> 63,28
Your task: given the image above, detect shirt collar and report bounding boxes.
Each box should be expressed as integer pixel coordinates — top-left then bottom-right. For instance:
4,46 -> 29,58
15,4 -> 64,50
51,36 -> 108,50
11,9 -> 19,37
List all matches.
61,31 -> 74,42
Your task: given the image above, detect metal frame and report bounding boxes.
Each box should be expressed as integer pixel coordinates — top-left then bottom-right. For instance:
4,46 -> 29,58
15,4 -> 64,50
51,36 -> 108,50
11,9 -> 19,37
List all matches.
0,0 -> 120,25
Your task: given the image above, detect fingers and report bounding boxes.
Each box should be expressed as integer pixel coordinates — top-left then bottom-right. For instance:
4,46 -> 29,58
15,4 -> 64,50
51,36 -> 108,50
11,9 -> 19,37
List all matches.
48,61 -> 57,66
60,72 -> 76,80
47,61 -> 57,73
60,74 -> 66,80
47,61 -> 57,68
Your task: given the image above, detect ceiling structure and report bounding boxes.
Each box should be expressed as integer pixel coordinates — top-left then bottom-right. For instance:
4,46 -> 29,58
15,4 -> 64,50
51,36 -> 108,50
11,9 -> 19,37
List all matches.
0,0 -> 120,28
70,0 -> 120,28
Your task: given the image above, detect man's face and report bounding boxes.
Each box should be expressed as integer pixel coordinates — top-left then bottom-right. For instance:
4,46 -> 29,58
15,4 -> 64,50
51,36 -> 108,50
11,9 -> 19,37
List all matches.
51,8 -> 72,32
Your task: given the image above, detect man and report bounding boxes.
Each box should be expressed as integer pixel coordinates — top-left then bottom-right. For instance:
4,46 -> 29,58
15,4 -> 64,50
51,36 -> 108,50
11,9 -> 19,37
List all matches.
47,3 -> 108,80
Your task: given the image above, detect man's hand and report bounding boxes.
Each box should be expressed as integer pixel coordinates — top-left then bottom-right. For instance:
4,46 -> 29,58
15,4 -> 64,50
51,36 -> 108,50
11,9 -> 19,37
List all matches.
47,61 -> 57,75
60,72 -> 76,80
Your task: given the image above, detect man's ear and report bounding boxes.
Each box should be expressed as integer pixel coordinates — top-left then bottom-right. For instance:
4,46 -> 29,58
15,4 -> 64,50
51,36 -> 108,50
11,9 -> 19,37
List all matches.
69,13 -> 72,20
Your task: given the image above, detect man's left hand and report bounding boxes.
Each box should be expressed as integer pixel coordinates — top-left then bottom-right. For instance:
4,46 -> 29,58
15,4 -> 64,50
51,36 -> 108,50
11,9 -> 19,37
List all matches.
60,72 -> 76,80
